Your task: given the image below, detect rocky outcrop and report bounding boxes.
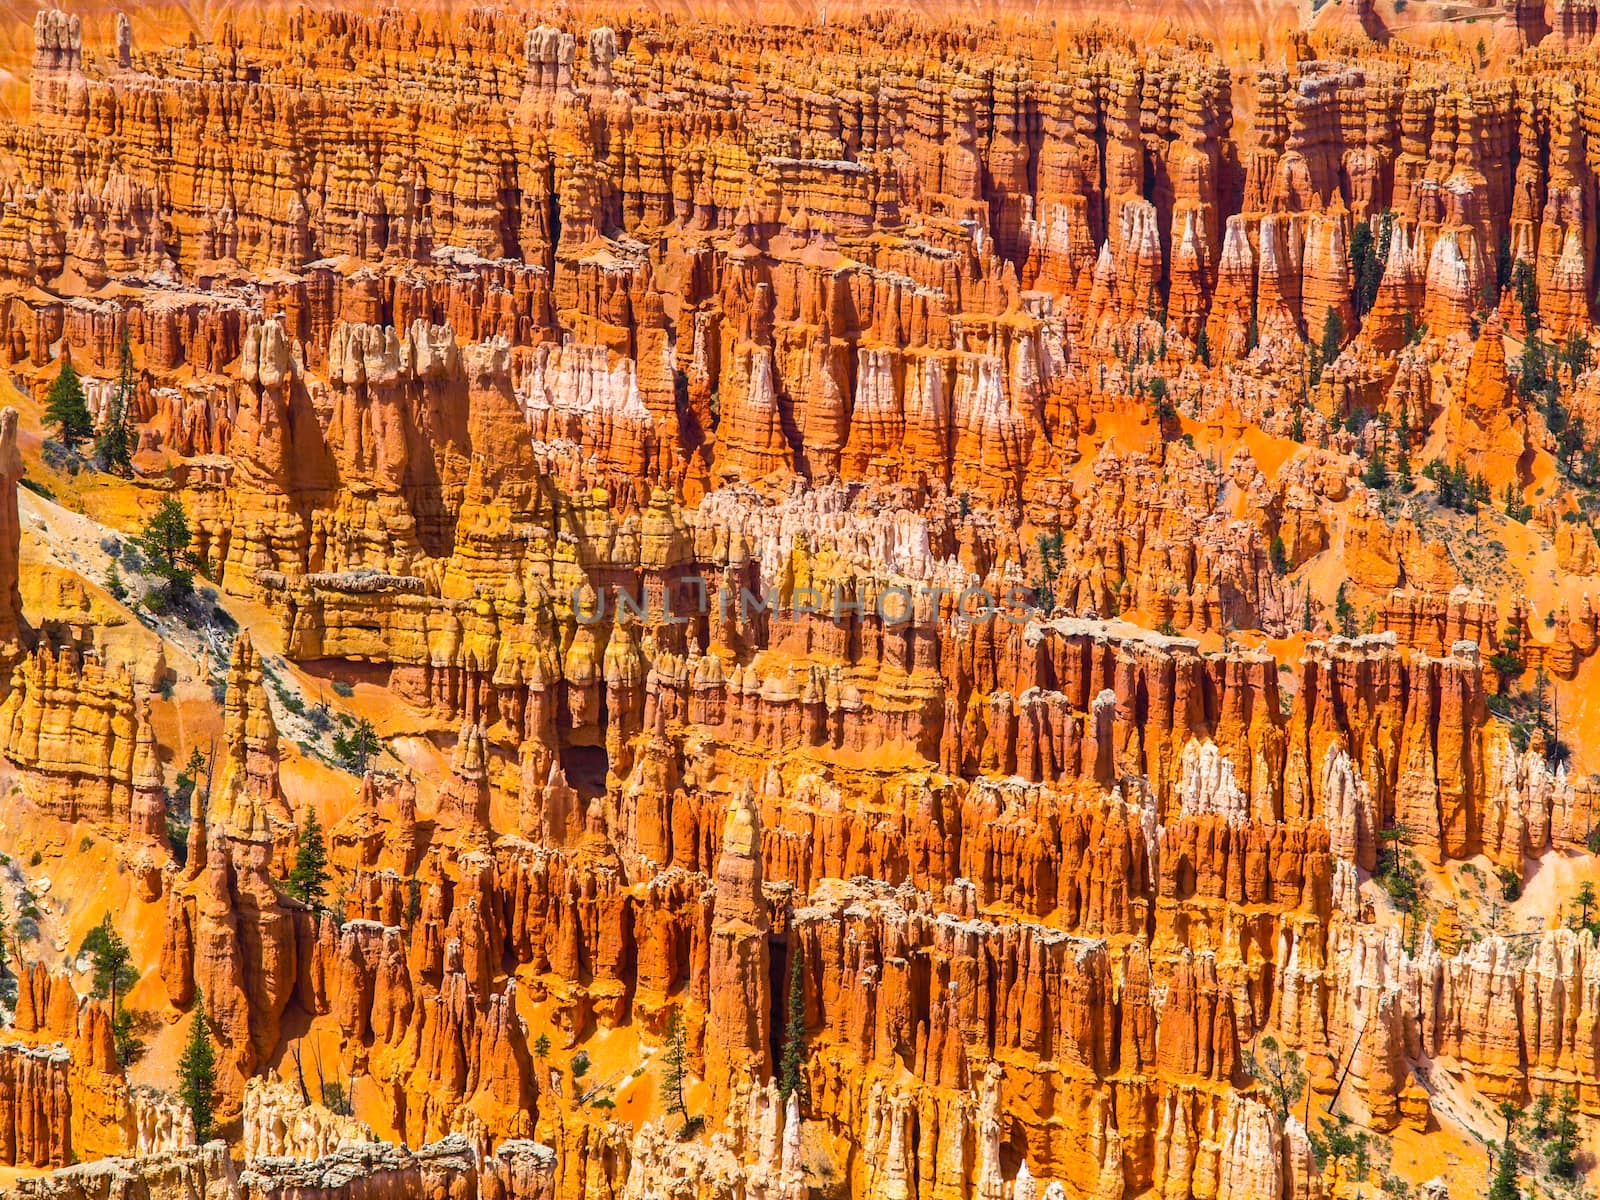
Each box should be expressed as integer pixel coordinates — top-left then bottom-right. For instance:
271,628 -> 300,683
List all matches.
160,634 -> 301,1115
0,645 -> 140,825
6,965 -> 159,1163
127,1090 -> 194,1158
705,788 -> 771,1113
0,1043 -> 73,1169
0,407 -> 23,657
241,1081 -> 373,1162
4,1135 -> 566,1200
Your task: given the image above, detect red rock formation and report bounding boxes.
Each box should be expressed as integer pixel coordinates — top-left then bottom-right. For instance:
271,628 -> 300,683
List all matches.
0,1044 -> 74,1169
0,407 -> 23,656
705,786 -> 770,1114
0,645 -> 139,824
3,10 -> 1600,1200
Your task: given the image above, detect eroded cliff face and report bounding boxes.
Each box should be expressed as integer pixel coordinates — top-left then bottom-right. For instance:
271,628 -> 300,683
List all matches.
0,4 -> 1598,1200
0,0 -> 1591,607
0,961 -> 168,1167
130,607 -> 1600,1198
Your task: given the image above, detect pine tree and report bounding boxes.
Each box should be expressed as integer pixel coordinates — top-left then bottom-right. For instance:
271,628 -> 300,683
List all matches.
1243,1035 -> 1306,1124
177,991 -> 218,1143
1530,1091 -> 1552,1139
778,944 -> 808,1105
1350,218 -> 1375,316
1548,1088 -> 1579,1180
138,497 -> 192,574
81,914 -> 139,1064
333,717 -> 382,775
43,360 -> 93,448
137,496 -> 194,609
1270,535 -> 1289,576
1372,211 -> 1394,305
95,328 -> 136,475
1336,583 -> 1357,638
1488,1108 -> 1519,1200
1312,307 -> 1350,387
82,914 -> 135,1000
175,745 -> 206,805
1362,437 -> 1391,490
1325,307 -> 1346,351
1437,461 -> 1460,509
1504,482 -> 1530,521
1574,881 -> 1596,931
1535,667 -> 1553,747
285,808 -> 329,908
1195,328 -> 1210,367
1488,618 -> 1524,687
659,1006 -> 689,1133
1560,329 -> 1593,377
1519,333 -> 1554,406
1511,259 -> 1539,334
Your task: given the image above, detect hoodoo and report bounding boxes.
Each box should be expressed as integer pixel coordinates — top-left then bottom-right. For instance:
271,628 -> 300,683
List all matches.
0,3 -> 1590,1200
